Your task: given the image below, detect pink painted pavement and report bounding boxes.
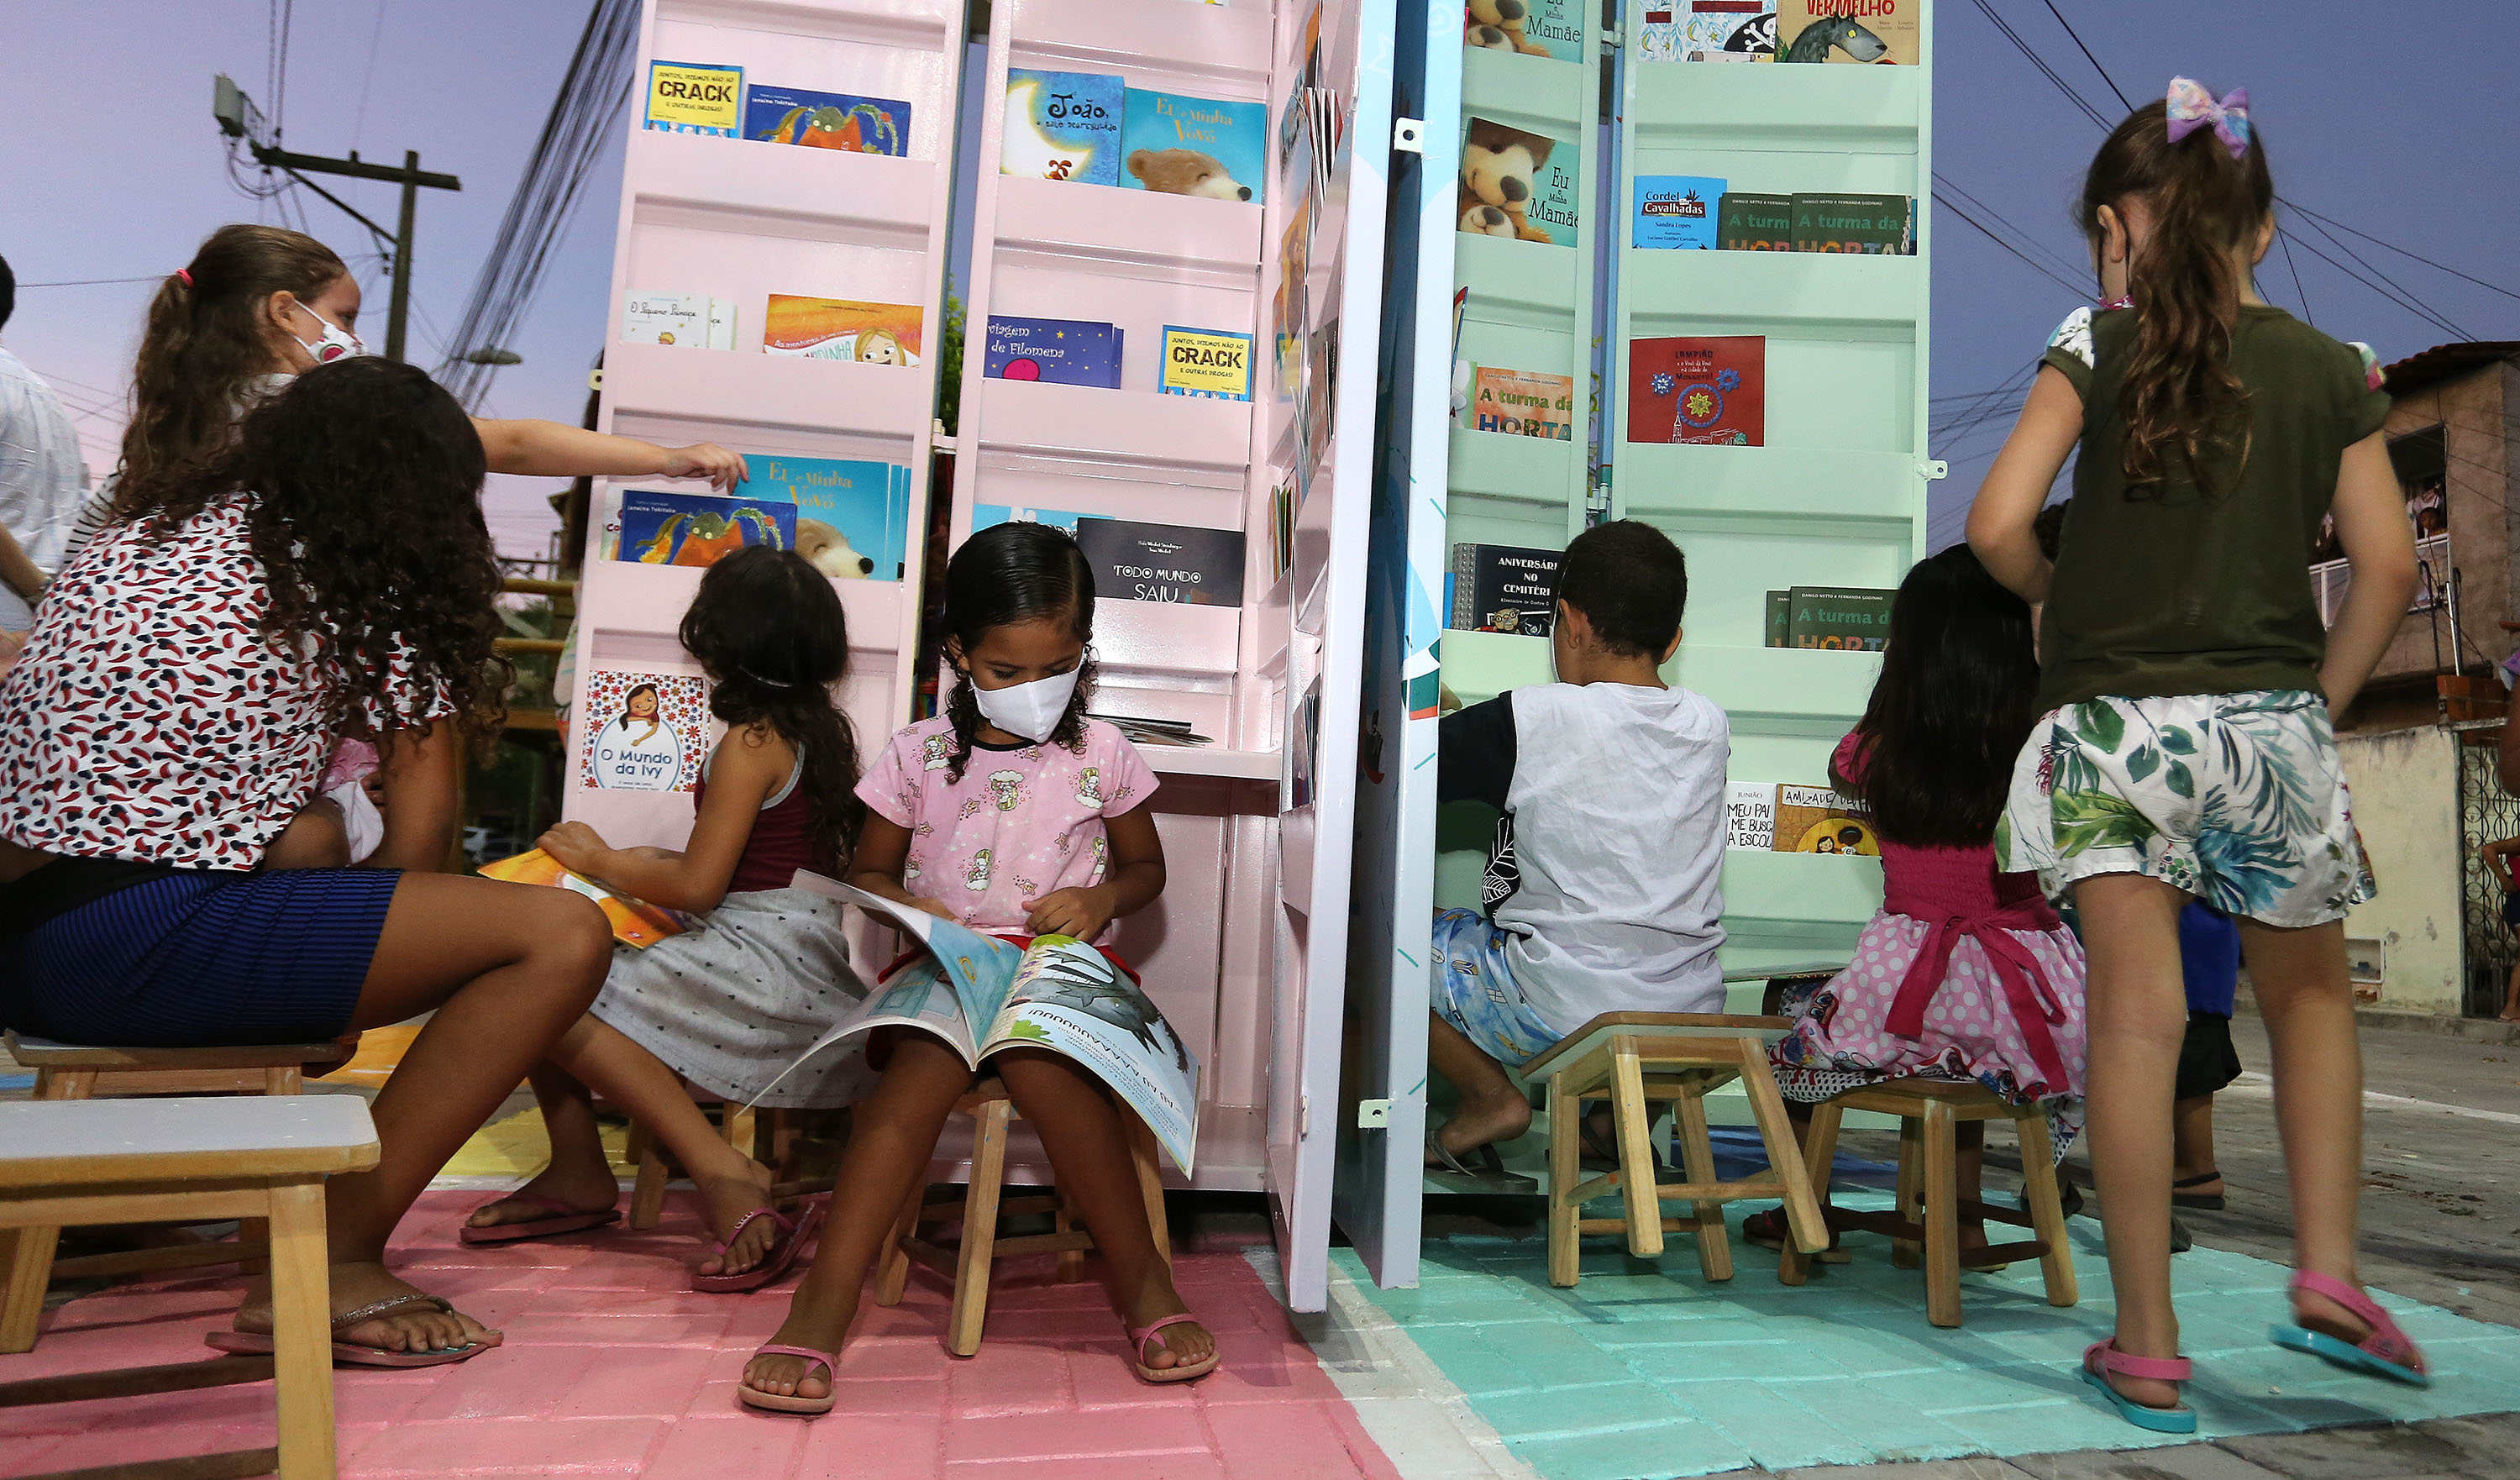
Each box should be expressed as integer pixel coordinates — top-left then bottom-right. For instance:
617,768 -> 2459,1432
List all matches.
3,1190 -> 1404,1479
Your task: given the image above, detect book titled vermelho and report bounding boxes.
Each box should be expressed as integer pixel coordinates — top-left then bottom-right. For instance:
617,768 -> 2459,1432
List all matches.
1158,327 -> 1254,400
1446,543 -> 1562,635
1628,336 -> 1765,446
1073,518 -> 1246,606
1470,368 -> 1574,439
644,60 -> 744,136
1003,70 -> 1124,185
1777,0 -> 1919,65
743,85 -> 911,155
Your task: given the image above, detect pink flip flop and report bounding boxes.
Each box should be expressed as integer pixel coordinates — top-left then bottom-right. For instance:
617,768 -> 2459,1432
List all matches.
691,1197 -> 825,1294
737,1342 -> 838,1414
2271,1269 -> 2431,1387
458,1190 -> 623,1246
2077,1337 -> 2195,1433
1127,1313 -> 1220,1384
206,1294 -> 501,1368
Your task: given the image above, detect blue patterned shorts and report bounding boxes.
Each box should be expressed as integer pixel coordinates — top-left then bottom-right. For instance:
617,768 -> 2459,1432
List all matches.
1430,907 -> 1564,1067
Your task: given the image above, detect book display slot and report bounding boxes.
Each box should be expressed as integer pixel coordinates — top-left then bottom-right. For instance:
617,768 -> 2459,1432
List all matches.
953,0 -> 1394,1309
569,0 -> 969,860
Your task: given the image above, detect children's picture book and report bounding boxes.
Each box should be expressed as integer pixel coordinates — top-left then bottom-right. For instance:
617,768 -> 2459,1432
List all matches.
762,296 -> 922,364
751,455 -> 911,581
1725,782 -> 1879,853
743,85 -> 911,155
764,876 -> 1201,1172
1120,90 -> 1265,205
477,849 -> 691,948
983,317 -> 1123,388
1793,193 -> 1915,254
1786,585 -> 1894,649
1089,712 -> 1214,748
1074,517 -> 1247,606
1446,543 -> 1561,635
1302,319 -> 1339,479
1719,192 -> 1795,250
971,503 -> 1087,535
1002,70 -> 1124,186
1469,367 -> 1575,439
578,671 -> 710,792
1459,117 -> 1581,247
616,490 -> 796,569
1632,175 -> 1726,249
644,60 -> 744,136
1639,8 -> 1678,60
1465,0 -> 1585,60
1627,336 -> 1766,446
1268,481 -> 1295,580
621,291 -> 736,349
1777,0 -> 1919,64
1158,326 -> 1255,400
1681,1 -> 1776,59
1764,589 -> 1791,647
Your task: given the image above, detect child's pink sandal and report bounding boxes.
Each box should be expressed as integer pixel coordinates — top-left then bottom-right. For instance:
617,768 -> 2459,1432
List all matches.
2270,1270 -> 2431,1387
737,1343 -> 837,1415
691,1197 -> 825,1294
1127,1313 -> 1219,1384
2078,1338 -> 2196,1434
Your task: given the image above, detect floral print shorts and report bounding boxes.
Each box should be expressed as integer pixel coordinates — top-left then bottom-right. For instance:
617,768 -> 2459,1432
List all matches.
1998,690 -> 2376,928
1430,907 -> 1565,1067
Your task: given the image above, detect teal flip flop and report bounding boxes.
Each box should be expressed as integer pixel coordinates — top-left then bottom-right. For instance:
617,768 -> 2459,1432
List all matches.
2270,1270 -> 2431,1388
2078,1338 -> 2197,1434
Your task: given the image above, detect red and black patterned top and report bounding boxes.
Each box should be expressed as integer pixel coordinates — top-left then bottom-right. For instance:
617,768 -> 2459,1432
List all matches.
0,497 -> 453,871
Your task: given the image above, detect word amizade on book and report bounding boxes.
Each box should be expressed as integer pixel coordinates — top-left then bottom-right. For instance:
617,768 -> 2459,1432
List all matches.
479,850 -> 693,947
1724,783 -> 1879,854
765,876 -> 1200,1172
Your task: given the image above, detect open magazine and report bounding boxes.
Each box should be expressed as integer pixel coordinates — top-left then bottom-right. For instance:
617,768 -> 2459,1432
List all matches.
757,872 -> 1202,1173
477,848 -> 692,948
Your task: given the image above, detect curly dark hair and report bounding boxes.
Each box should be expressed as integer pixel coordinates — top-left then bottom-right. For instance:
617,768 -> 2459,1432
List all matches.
680,546 -> 864,874
123,357 -> 509,746
939,521 -> 1097,782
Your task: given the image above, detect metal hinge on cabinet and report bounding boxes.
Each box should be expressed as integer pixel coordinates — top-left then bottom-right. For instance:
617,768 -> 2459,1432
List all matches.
1601,25 -> 1621,50
1919,459 -> 1950,481
1300,1093 -> 1312,1137
1392,118 -> 1424,155
1356,1099 -> 1391,1129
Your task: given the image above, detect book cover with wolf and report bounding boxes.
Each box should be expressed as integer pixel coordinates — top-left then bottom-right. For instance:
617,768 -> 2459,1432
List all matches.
764,876 -> 1201,1171
1777,0 -> 1918,64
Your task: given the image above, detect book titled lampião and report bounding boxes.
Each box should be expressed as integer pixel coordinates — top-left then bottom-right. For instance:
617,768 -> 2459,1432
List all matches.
1627,335 -> 1765,446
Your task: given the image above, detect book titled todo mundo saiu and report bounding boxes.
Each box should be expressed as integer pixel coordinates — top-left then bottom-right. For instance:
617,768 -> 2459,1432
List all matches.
1628,336 -> 1766,446
1002,70 -> 1125,186
983,316 -> 1123,388
1072,517 -> 1247,606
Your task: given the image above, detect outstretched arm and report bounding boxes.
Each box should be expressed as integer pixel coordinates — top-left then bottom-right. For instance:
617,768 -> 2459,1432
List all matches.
1966,366 -> 2082,603
538,727 -> 789,913
470,417 -> 749,491
2319,431 -> 2421,719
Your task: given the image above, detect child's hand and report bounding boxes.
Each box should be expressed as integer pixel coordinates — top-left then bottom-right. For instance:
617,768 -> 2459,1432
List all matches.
661,442 -> 748,490
1023,886 -> 1115,941
538,821 -> 611,877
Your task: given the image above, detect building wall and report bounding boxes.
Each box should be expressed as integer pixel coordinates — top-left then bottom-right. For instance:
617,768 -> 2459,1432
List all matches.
2369,364 -> 2513,686
2339,724 -> 2464,1014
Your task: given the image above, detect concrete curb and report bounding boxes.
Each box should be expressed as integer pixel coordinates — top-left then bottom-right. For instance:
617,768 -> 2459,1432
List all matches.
2232,991 -> 2520,1047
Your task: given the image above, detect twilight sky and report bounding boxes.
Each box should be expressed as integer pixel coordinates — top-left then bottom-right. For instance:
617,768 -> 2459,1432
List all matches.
3,2 -> 2513,560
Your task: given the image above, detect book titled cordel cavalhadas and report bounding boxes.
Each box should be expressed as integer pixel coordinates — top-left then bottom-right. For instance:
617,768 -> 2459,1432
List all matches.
755,874 -> 1202,1173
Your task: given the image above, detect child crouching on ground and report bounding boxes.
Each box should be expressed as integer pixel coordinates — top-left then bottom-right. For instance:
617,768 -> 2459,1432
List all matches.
1425,520 -> 1730,1183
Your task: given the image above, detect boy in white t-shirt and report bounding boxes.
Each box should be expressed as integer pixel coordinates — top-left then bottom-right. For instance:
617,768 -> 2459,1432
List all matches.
1426,520 -> 1729,1179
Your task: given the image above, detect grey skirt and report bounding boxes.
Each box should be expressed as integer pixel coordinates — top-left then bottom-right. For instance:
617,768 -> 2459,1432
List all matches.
588,885 -> 874,1109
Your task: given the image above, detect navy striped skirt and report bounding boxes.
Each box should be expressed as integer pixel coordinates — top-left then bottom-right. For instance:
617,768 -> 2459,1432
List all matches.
0,868 -> 399,1046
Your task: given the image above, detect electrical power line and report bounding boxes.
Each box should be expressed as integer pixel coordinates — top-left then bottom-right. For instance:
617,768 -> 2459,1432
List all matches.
1932,171 -> 2091,287
16,276 -> 167,289
2034,0 -> 2129,111
350,0 -> 391,154
1934,191 -> 2090,299
2277,228 -> 2314,324
1965,0 -> 2109,128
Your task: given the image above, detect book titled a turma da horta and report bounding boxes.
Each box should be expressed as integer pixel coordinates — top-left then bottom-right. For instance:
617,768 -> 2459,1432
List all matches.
1073,517 -> 1246,605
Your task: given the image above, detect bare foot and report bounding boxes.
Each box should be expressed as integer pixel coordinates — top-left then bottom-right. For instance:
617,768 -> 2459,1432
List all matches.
694,1160 -> 783,1278
1117,1273 -> 1215,1373
1427,1094 -> 1532,1166
463,1158 -> 620,1231
235,1261 -> 498,1354
743,1285 -> 859,1403
2292,1283 -> 2376,1348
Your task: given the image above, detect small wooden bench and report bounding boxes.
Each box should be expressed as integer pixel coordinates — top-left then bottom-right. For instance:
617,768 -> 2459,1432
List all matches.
2,1031 -> 358,1350
0,1094 -> 379,1480
875,1078 -> 1170,1356
1514,1013 -> 1830,1287
1776,1078 -> 2078,1327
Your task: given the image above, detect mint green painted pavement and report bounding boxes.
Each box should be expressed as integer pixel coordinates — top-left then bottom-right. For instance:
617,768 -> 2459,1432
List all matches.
1332,1208 -> 2520,1477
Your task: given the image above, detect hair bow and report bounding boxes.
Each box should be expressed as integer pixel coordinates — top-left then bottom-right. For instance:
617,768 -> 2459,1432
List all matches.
2165,76 -> 2250,160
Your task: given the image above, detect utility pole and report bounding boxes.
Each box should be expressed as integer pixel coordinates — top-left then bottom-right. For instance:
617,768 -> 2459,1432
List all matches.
213,75 -> 460,364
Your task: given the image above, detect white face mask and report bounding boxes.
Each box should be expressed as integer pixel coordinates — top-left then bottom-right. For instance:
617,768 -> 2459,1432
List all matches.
294,308 -> 367,365
969,665 -> 1081,743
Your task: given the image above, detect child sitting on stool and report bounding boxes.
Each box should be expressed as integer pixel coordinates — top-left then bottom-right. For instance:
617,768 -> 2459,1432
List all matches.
1425,520 -> 1729,1185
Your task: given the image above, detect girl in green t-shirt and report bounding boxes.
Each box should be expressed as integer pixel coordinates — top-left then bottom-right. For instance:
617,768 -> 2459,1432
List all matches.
1965,81 -> 2426,1433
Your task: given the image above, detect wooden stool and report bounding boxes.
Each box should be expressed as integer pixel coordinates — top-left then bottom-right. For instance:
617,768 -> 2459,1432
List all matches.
1515,1013 -> 1830,1288
1777,1079 -> 2078,1328
0,1094 -> 379,1479
622,1099 -> 830,1230
1,1030 -> 357,1350
874,1078 -> 1171,1357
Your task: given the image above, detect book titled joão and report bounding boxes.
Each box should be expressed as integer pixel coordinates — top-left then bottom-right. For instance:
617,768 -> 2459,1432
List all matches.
1003,70 -> 1124,185
984,317 -> 1122,388
1628,336 -> 1765,446
1470,368 -> 1574,439
1073,518 -> 1246,606
1446,543 -> 1561,636
1158,326 -> 1254,400
743,85 -> 911,155
1632,175 -> 1726,249
645,60 -> 744,136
